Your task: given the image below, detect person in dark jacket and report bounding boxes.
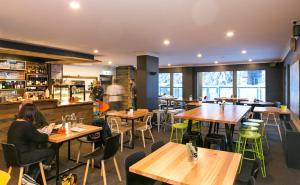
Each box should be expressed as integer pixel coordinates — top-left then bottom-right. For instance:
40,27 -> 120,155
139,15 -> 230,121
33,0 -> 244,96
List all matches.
7,103 -> 55,183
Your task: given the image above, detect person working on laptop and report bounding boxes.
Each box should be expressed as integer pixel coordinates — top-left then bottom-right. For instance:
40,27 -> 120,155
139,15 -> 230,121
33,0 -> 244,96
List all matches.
8,103 -> 55,184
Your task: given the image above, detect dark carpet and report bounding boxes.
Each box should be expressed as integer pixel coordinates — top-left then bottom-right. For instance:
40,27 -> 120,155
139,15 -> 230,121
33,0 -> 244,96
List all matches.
1,123 -> 300,185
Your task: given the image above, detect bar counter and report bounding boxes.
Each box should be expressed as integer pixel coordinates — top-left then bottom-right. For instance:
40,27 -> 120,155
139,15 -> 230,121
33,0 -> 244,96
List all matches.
0,99 -> 93,143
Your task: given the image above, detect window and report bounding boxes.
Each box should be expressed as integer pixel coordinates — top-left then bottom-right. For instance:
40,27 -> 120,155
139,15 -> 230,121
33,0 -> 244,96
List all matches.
237,70 -> 266,101
159,72 -> 183,99
173,73 -> 183,99
159,73 -> 171,96
201,71 -> 233,100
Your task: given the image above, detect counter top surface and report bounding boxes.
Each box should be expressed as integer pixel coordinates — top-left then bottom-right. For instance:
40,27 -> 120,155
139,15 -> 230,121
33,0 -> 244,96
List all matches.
57,101 -> 93,107
0,99 -> 58,105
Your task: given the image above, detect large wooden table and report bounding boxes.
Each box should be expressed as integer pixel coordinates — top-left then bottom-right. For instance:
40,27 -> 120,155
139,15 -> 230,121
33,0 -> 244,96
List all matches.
106,110 -> 149,148
48,124 -> 102,183
175,103 -> 251,151
130,142 -> 242,185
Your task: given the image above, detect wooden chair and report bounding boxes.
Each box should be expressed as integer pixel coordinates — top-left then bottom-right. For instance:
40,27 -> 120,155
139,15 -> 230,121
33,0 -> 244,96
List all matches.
1,143 -> 47,185
83,134 -> 122,185
109,116 -> 132,152
135,113 -> 155,148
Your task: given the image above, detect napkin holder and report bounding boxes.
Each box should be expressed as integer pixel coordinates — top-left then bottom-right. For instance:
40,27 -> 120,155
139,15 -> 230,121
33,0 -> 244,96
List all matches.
186,143 -> 198,161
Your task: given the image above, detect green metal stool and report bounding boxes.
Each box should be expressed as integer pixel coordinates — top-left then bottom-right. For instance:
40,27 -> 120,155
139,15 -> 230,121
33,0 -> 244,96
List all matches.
248,119 -> 269,151
242,121 -> 260,127
236,131 -> 267,177
170,122 -> 188,143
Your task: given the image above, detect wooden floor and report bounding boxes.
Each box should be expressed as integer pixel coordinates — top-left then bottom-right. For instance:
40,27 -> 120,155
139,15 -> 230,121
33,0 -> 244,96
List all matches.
1,122 -> 300,185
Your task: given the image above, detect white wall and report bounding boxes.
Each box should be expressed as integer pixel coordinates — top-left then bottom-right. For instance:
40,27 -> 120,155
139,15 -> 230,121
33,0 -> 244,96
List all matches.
63,63 -> 115,79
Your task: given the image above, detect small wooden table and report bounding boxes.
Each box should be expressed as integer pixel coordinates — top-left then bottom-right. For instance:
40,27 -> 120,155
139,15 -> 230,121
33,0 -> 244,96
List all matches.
159,97 -> 177,109
106,110 -> 149,149
240,101 -> 275,107
215,97 -> 248,103
129,142 -> 241,185
253,107 -> 291,115
175,103 -> 251,151
48,124 -> 102,183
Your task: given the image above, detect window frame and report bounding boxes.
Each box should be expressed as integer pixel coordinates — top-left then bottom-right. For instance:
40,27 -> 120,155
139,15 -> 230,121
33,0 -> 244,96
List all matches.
159,72 -> 183,99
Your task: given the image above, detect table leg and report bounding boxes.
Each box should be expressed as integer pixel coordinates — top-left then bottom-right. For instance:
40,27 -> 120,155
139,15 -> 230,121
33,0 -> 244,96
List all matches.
68,140 -> 71,160
54,143 -> 60,185
187,120 -> 192,134
131,119 -> 135,149
225,124 -> 234,152
157,112 -> 160,133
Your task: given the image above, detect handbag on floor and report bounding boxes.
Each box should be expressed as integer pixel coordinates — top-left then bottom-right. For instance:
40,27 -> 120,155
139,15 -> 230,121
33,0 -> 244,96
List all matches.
58,173 -> 77,185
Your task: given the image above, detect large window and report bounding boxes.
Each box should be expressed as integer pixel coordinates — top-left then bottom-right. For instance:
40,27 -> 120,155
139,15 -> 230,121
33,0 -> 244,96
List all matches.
237,70 -> 266,101
159,73 -> 171,96
159,72 -> 183,99
173,73 -> 183,99
201,71 -> 233,100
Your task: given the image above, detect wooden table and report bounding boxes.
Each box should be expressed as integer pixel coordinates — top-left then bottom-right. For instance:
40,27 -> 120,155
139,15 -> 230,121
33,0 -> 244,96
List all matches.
215,97 -> 248,104
175,103 -> 251,151
253,106 -> 291,115
159,97 -> 177,109
106,110 -> 149,149
48,124 -> 102,184
239,101 -> 275,107
129,142 -> 242,185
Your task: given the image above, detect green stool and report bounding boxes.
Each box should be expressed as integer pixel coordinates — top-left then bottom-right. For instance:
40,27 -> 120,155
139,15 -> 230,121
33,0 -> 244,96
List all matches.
242,122 -> 260,127
184,120 -> 202,132
236,131 -> 267,177
170,122 -> 188,143
248,119 -> 269,151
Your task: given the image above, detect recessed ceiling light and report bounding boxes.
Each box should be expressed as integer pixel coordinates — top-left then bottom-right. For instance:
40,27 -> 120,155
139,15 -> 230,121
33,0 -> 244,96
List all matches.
197,53 -> 202,58
167,64 -> 171,66
93,49 -> 98,54
214,61 -> 219,64
69,1 -> 80,10
248,59 -> 253,62
241,50 -> 247,54
163,39 -> 170,46
108,61 -> 112,65
226,31 -> 234,37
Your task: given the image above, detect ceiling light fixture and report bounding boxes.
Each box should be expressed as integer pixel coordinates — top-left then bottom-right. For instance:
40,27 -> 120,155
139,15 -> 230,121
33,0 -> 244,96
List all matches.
93,49 -> 98,54
226,31 -> 234,37
248,59 -> 253,62
69,1 -> 80,10
197,53 -> 202,58
163,39 -> 170,46
241,50 -> 247,54
214,61 -> 219,64
108,61 -> 112,65
167,64 -> 171,67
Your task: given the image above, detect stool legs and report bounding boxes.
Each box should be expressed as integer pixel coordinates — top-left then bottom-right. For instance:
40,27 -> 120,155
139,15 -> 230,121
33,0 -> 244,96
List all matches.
83,159 -> 90,185
39,162 -> 47,185
76,142 -> 82,163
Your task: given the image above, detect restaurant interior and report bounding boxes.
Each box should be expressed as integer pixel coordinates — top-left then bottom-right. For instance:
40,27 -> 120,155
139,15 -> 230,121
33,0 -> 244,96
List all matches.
0,1 -> 300,185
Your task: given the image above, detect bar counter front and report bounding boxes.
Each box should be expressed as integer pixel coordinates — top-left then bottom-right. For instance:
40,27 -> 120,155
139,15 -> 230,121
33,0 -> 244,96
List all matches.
0,99 -> 93,143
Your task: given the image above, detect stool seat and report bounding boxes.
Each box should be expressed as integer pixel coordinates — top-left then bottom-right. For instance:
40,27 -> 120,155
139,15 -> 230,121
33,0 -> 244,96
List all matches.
240,131 -> 261,139
248,119 -> 264,123
242,122 -> 260,127
240,126 -> 259,132
204,134 -> 226,151
172,123 -> 188,129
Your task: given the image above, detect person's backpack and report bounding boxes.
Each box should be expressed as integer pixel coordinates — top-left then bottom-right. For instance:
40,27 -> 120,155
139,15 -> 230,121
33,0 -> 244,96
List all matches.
58,173 -> 77,185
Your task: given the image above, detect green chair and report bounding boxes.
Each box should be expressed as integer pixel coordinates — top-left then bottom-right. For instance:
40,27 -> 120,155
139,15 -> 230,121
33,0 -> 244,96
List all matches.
236,131 -> 267,178
170,122 -> 188,143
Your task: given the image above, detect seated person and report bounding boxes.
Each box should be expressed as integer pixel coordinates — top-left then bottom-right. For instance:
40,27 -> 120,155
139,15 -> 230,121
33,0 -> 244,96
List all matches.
19,100 -> 48,129
7,103 -> 55,184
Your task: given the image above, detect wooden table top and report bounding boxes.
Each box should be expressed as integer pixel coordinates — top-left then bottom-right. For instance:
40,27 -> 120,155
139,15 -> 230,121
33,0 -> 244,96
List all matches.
48,124 -> 102,143
239,101 -> 275,106
215,97 -> 248,102
253,106 -> 291,115
106,110 -> 149,119
174,103 -> 251,124
129,142 -> 241,185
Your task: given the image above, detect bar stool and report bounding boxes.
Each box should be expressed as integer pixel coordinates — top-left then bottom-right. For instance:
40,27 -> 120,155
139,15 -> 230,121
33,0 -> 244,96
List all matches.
170,122 -> 188,143
265,112 -> 282,141
236,131 -> 267,177
245,119 -> 269,151
204,133 -> 226,151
